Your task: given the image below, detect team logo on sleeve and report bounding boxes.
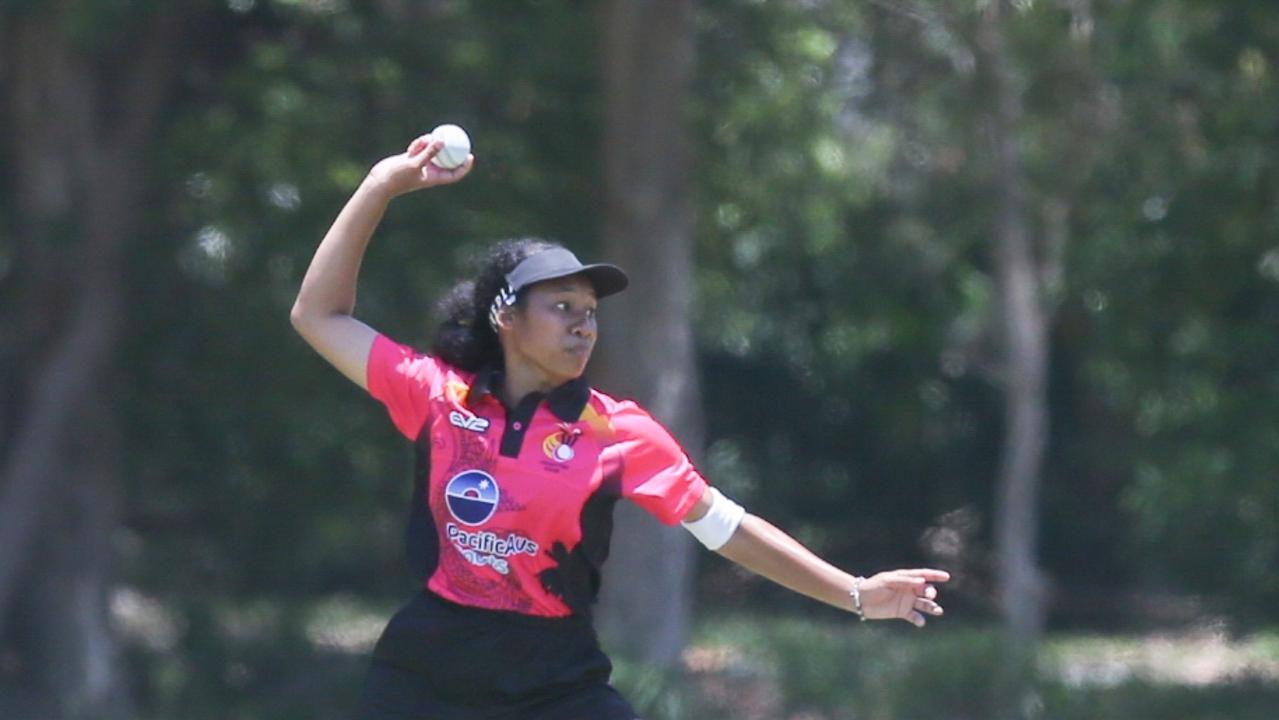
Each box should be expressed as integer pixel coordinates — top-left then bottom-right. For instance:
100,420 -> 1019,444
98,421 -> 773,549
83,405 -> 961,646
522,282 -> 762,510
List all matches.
542,425 -> 583,463
444,470 -> 500,525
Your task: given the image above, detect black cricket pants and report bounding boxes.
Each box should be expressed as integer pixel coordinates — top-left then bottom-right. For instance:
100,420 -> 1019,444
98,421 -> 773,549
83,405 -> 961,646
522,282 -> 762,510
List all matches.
355,590 -> 640,720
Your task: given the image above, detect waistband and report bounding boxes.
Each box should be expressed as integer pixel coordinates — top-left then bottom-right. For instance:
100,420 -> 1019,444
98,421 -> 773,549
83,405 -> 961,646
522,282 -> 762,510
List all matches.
420,588 -> 595,630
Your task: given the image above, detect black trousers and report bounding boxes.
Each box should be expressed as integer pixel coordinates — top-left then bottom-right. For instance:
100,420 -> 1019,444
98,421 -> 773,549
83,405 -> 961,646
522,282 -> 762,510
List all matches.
356,591 -> 639,720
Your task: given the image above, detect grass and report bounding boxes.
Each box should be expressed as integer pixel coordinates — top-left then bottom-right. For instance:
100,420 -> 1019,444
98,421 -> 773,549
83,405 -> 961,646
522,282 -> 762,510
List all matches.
653,614 -> 1279,720
119,592 -> 1279,720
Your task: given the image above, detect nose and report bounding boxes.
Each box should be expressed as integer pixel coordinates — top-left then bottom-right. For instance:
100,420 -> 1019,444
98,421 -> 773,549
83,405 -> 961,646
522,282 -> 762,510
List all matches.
571,314 -> 596,340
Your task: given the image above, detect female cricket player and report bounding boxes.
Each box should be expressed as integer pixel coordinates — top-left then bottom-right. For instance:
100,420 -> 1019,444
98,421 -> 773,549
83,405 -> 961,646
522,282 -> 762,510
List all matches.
290,130 -> 949,719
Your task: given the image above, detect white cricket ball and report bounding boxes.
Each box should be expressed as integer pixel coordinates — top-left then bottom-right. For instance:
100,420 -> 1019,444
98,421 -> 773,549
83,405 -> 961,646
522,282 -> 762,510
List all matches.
429,123 -> 471,170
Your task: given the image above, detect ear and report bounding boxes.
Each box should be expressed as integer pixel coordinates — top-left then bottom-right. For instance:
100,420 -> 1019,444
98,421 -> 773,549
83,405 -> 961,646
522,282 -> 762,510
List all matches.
492,305 -> 517,333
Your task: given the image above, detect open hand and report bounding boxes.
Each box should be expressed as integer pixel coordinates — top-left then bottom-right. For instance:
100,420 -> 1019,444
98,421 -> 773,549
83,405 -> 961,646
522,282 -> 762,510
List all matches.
857,568 -> 950,627
367,132 -> 474,197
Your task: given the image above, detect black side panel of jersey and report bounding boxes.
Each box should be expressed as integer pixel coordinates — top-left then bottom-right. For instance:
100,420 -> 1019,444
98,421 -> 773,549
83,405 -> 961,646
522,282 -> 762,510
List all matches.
407,427 -> 439,582
538,465 -> 623,614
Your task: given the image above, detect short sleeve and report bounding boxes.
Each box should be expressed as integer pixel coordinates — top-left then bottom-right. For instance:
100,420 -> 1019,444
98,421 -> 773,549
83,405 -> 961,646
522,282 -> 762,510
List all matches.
609,403 -> 709,525
366,334 -> 443,440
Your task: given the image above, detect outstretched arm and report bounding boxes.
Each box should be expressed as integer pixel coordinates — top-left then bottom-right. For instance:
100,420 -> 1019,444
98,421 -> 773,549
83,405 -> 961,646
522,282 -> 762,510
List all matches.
290,134 -> 474,388
684,492 -> 949,626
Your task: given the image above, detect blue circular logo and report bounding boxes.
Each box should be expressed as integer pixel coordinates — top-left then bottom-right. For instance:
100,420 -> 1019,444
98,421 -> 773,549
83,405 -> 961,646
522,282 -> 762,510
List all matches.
444,470 -> 500,526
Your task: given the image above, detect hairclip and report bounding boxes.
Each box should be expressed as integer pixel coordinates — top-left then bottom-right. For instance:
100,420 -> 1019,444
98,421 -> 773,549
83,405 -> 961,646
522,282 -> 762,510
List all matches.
488,284 -> 516,331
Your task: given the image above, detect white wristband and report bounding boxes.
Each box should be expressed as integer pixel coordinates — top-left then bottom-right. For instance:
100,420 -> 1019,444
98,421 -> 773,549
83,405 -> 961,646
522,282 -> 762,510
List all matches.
681,487 -> 746,550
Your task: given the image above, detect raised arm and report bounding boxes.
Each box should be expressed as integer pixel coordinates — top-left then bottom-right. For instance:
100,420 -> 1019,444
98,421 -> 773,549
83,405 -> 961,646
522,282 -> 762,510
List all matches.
682,491 -> 949,627
290,134 -> 474,388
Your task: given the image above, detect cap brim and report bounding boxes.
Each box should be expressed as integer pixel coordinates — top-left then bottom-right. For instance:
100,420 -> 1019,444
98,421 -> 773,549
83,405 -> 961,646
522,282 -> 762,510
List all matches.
506,248 -> 630,298
575,264 -> 629,298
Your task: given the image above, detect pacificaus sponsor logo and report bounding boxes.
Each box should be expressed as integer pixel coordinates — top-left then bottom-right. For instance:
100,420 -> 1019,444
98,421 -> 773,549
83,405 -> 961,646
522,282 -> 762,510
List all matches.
446,523 -> 539,575
443,470 -> 538,575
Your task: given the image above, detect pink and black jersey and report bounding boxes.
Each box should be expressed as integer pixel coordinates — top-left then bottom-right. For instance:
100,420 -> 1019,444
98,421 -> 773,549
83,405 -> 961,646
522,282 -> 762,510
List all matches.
366,334 -> 708,618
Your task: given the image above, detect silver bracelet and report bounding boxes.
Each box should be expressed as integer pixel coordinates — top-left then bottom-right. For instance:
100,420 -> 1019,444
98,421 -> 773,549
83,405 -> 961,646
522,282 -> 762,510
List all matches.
849,576 -> 866,621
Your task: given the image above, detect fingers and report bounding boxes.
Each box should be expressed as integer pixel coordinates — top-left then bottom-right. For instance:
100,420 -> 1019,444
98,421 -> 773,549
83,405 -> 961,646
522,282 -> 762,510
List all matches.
900,568 -> 951,583
432,154 -> 475,181
404,136 -> 475,185
409,138 -> 445,167
879,575 -> 935,595
877,569 -> 950,597
903,597 -> 943,628
864,570 -> 948,627
914,596 -> 943,617
407,133 -> 441,157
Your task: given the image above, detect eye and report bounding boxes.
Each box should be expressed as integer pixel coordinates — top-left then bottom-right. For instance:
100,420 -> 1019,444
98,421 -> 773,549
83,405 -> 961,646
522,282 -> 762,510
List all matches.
584,307 -> 597,320
554,301 -> 570,312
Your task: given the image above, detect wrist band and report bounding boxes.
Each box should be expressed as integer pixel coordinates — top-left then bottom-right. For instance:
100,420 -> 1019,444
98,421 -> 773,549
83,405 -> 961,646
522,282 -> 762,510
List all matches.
849,576 -> 866,621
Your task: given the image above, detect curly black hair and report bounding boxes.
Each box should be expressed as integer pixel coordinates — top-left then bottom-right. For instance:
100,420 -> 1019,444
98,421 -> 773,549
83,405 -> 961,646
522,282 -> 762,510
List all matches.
429,237 -> 562,371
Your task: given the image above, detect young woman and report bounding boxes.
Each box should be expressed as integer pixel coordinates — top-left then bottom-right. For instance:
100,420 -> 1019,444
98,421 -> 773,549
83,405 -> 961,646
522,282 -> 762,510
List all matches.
291,131 -> 950,720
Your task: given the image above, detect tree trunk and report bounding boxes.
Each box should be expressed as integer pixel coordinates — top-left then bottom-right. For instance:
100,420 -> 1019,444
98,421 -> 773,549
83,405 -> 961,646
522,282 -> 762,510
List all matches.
593,0 -> 701,668
978,0 -> 1049,642
0,5 -> 187,717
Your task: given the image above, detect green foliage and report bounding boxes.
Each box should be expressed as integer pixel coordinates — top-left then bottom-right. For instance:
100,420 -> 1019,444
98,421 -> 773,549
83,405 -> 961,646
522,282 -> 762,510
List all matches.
1056,0 -> 1279,619
695,617 -> 1016,719
118,0 -> 608,709
127,595 -> 388,720
610,661 -> 702,720
686,615 -> 1279,720
695,0 -> 1002,564
127,0 -> 605,597
7,0 -> 1279,714
695,0 -> 1279,621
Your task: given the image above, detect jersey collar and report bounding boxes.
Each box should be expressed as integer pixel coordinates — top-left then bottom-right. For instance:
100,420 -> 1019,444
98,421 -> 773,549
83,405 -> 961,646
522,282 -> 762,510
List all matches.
468,366 -> 591,423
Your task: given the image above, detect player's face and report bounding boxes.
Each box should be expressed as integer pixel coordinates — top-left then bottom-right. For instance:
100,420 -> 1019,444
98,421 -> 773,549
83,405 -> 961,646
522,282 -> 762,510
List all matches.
508,275 -> 598,386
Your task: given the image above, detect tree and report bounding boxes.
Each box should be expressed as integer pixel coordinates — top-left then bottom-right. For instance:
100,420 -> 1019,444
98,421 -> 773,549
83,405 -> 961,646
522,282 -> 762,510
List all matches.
593,0 -> 702,669
0,3 -> 192,717
977,0 -> 1049,642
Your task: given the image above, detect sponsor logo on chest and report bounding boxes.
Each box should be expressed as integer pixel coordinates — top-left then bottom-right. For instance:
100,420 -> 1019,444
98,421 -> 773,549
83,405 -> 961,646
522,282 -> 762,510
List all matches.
448,410 -> 490,433
442,470 -> 538,576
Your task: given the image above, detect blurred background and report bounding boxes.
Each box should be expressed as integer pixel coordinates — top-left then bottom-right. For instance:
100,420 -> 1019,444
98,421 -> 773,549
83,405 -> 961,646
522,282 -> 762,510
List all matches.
2,1 -> 1277,718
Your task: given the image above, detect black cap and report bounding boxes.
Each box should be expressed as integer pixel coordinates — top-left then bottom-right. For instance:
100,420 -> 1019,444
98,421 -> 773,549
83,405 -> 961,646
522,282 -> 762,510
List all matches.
506,247 -> 629,298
